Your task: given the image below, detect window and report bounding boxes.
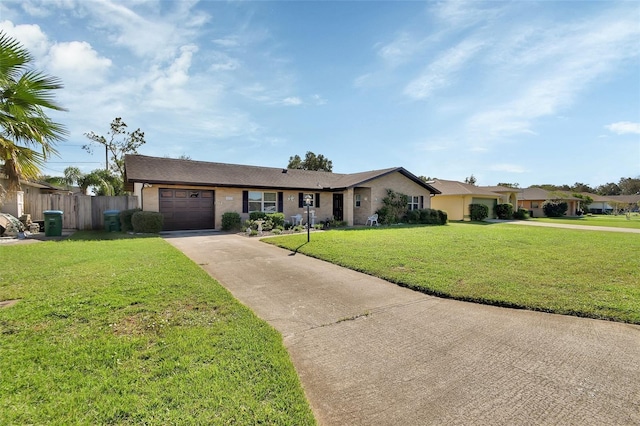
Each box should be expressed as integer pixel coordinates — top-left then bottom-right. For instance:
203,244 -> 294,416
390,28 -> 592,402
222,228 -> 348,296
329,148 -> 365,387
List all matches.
249,191 -> 277,212
355,194 -> 361,208
532,202 -> 539,208
408,196 -> 421,211
298,192 -> 320,208
303,193 -> 315,207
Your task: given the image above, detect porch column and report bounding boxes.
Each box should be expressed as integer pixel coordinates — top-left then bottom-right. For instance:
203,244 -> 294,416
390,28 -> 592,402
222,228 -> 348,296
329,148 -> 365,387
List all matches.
344,187 -> 355,226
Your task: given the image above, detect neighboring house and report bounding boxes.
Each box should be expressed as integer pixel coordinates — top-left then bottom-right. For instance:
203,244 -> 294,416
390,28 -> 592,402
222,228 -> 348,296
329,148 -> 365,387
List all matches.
582,193 -> 615,214
606,194 -> 640,213
429,179 -> 504,221
124,155 -> 440,231
517,187 -> 582,217
0,177 -> 69,218
480,185 -> 519,206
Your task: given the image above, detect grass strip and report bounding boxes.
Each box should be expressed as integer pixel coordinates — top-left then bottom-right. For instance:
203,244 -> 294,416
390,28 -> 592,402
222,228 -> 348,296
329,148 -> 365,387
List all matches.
265,223 -> 640,324
530,214 -> 640,229
0,233 -> 315,425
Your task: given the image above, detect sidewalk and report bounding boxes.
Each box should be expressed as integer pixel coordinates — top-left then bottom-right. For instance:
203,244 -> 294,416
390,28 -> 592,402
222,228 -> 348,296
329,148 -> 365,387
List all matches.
166,233 -> 640,425
486,219 -> 640,233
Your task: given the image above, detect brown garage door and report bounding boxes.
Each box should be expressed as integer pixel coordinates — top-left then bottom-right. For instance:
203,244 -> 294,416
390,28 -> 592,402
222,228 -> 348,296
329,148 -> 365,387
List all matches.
159,189 -> 215,231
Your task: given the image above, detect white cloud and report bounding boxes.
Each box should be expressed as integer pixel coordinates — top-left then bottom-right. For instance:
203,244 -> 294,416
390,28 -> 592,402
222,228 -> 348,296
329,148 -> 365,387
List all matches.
376,32 -> 428,68
605,122 -> 640,135
0,21 -> 49,58
464,6 -> 640,146
145,44 -> 198,109
213,36 -> 240,48
311,94 -> 327,105
404,38 -> 485,99
47,41 -> 112,85
81,0 -> 208,61
281,97 -> 302,106
209,51 -> 241,71
490,163 -> 527,173
433,0 -> 503,28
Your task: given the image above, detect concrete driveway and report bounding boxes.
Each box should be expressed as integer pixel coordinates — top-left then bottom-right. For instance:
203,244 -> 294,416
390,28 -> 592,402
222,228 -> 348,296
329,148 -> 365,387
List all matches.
165,233 -> 640,425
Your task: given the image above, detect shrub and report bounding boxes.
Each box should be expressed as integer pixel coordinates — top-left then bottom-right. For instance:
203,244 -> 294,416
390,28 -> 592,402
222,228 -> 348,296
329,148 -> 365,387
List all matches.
542,200 -> 568,217
469,204 -> 489,221
405,208 -> 447,225
406,209 -> 421,223
131,211 -> 164,233
221,212 -> 242,231
249,211 -> 268,221
120,208 -> 142,232
496,203 -> 514,220
513,208 -> 529,220
266,213 -> 285,228
437,210 -> 448,225
375,189 -> 408,224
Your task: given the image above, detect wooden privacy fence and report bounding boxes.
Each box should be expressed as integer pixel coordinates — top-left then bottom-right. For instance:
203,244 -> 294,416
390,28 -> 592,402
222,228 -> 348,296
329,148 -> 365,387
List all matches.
23,194 -> 138,230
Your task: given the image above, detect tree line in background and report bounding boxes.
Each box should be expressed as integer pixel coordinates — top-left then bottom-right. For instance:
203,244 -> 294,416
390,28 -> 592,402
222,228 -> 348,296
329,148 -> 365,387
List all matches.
496,179 -> 640,196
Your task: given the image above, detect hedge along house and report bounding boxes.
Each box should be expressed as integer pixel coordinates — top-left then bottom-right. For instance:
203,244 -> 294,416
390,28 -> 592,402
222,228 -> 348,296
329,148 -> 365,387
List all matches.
124,155 -> 440,231
517,187 -> 582,217
427,179 -> 506,221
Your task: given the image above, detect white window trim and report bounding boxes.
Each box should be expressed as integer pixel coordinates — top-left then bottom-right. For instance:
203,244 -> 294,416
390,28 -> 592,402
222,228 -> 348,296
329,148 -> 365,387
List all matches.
249,191 -> 278,212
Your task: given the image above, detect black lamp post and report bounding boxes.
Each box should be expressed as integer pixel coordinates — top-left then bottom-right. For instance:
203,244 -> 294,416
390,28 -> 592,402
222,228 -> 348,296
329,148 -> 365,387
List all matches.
304,194 -> 312,242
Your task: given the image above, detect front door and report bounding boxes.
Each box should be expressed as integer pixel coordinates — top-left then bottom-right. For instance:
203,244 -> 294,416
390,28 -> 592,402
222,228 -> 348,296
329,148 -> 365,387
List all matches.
333,193 -> 344,221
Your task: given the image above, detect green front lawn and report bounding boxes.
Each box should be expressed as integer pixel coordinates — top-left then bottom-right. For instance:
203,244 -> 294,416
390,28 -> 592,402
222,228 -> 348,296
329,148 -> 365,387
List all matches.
0,233 -> 315,425
530,213 -> 640,229
265,223 -> 640,323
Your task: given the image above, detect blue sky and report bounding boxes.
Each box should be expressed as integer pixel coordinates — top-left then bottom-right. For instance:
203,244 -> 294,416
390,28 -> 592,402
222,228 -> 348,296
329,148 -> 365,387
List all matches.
1,0 -> 639,188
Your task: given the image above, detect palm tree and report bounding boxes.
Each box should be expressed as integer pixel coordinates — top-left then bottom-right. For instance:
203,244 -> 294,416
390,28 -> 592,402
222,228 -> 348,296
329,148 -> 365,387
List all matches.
0,30 -> 67,198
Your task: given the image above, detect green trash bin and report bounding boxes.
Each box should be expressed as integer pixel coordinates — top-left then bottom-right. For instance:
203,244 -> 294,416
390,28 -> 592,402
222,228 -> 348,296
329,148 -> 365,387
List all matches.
104,210 -> 121,232
43,210 -> 63,237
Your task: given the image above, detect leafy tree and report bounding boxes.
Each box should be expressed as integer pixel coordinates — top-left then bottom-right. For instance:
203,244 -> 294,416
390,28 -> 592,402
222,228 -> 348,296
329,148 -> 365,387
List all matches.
42,166 -> 83,190
497,182 -> 520,188
572,193 -> 593,214
542,200 -> 568,217
464,174 -> 477,185
42,175 -> 65,187
63,166 -> 83,189
596,182 -> 621,196
618,177 -> 640,195
375,189 -> 408,224
84,117 -> 145,193
79,169 -> 121,196
571,182 -> 593,193
0,31 -> 67,198
532,184 -> 571,191
287,151 -> 333,172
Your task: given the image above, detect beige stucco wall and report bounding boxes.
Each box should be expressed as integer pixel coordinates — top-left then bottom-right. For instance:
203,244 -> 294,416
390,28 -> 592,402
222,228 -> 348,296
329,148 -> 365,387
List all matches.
431,195 -> 502,221
430,195 -> 471,221
517,199 -> 580,218
351,172 -> 433,225
353,188 -> 372,225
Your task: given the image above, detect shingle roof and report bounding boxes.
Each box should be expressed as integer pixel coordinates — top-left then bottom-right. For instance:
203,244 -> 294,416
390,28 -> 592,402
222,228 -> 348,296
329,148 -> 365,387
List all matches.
481,185 -> 520,193
124,155 -> 440,193
429,179 -> 502,197
606,194 -> 640,203
519,187 -> 581,201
